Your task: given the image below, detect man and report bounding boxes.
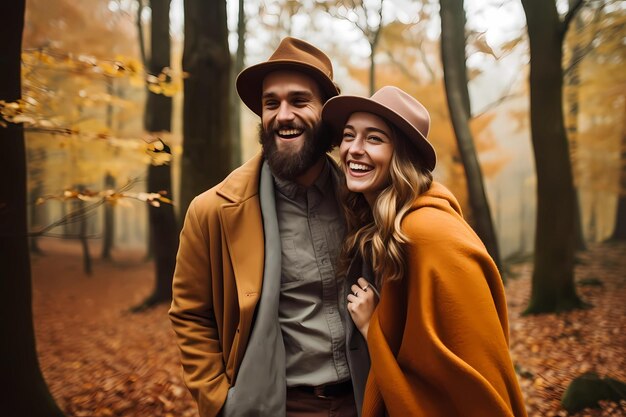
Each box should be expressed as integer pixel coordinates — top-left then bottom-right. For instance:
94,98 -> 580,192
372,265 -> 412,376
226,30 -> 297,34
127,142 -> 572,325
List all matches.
169,37 -> 369,417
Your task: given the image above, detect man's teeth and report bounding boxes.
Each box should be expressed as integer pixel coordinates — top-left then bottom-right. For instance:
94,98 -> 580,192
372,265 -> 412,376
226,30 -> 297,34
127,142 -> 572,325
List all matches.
278,129 -> 302,136
349,162 -> 372,171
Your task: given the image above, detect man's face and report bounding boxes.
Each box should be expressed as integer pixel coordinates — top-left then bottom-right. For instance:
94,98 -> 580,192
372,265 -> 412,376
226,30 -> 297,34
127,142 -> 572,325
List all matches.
259,70 -> 330,180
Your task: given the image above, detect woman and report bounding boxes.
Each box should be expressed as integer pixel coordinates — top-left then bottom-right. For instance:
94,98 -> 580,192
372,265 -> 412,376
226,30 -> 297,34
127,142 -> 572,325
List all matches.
322,86 -> 527,417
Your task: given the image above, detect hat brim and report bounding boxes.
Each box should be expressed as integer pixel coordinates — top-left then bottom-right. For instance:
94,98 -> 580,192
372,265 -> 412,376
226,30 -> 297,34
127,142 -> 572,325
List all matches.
236,60 -> 340,116
322,95 -> 436,171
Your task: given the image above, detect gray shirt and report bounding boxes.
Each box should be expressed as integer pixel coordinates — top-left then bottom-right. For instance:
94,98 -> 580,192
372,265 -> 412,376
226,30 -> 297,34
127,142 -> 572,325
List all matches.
274,159 -> 349,387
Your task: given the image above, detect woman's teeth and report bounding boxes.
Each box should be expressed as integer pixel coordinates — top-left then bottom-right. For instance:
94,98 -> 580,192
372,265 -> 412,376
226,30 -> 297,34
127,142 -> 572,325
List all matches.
349,162 -> 373,172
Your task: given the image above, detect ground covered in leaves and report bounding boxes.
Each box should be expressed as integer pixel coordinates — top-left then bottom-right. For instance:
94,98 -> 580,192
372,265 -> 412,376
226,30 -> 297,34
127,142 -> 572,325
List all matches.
32,238 -> 625,416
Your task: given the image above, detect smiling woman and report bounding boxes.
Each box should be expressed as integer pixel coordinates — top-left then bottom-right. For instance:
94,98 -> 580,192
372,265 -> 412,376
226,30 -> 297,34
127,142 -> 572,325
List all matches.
339,112 -> 394,205
321,86 -> 528,417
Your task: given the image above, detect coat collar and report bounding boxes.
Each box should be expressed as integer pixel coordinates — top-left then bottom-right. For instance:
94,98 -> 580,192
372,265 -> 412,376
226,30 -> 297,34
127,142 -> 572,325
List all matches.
216,152 -> 264,203
216,152 -> 343,205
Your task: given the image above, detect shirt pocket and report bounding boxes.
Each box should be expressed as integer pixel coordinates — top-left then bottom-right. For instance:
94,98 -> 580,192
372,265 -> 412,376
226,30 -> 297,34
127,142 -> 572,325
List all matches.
325,226 -> 344,266
280,236 -> 301,284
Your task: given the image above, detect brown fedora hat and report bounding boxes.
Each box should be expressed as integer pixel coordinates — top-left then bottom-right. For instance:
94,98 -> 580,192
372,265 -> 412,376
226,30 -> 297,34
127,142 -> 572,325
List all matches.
322,86 -> 436,171
236,37 -> 340,116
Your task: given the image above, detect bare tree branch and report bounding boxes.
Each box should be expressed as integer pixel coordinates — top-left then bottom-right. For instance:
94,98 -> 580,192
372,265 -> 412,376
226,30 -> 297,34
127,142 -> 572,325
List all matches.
385,50 -> 422,84
137,0 -> 148,66
563,1 -> 608,77
472,69 -> 524,119
561,0 -> 585,38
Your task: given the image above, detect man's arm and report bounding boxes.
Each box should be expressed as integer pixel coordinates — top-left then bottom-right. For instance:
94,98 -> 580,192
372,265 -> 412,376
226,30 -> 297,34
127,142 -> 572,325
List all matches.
169,198 -> 230,417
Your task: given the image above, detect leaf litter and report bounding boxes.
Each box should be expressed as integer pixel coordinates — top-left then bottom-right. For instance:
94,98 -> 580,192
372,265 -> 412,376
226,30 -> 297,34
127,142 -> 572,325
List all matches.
32,238 -> 626,416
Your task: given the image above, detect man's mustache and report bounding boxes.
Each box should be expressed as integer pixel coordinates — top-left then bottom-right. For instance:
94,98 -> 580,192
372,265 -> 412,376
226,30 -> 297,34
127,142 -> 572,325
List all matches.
268,122 -> 308,132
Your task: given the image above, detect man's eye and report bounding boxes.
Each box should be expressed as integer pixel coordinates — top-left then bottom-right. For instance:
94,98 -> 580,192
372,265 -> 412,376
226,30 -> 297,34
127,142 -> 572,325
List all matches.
293,99 -> 308,106
264,101 -> 278,109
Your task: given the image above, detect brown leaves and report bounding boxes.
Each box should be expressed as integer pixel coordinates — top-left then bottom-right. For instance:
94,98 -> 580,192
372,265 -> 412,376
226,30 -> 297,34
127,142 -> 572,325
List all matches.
31,240 -> 198,416
21,48 -> 187,94
507,242 -> 626,416
36,187 -> 173,208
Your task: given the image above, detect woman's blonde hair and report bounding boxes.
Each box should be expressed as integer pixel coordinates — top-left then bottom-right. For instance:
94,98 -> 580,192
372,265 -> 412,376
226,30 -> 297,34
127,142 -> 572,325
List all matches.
338,126 -> 433,287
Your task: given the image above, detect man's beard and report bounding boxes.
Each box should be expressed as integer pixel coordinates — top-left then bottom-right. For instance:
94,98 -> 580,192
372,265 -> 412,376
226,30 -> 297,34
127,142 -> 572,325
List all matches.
259,121 -> 332,181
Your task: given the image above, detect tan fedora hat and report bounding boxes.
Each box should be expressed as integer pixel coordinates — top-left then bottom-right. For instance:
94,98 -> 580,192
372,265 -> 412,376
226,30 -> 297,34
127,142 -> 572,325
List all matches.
236,37 -> 340,116
322,86 -> 436,171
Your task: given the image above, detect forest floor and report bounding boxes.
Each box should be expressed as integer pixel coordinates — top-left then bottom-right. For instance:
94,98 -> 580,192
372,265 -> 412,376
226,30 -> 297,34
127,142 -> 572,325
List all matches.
32,237 -> 626,417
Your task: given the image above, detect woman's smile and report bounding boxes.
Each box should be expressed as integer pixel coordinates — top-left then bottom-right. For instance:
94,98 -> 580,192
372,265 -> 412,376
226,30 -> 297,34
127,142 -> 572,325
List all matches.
339,112 -> 394,205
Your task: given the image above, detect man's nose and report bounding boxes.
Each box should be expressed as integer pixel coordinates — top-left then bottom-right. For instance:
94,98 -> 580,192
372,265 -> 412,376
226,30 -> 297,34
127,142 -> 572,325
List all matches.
276,101 -> 295,123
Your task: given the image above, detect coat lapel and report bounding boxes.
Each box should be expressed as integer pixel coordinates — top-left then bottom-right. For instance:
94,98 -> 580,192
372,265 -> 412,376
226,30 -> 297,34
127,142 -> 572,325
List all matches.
220,201 -> 264,309
217,153 -> 265,311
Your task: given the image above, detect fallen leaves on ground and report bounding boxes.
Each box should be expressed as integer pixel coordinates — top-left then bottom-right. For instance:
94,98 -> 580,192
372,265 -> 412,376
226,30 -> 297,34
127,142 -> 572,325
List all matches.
507,241 -> 626,417
32,238 -> 626,416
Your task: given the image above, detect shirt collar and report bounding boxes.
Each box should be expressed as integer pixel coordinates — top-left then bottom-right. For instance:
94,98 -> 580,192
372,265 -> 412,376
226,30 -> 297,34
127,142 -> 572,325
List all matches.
272,157 -> 332,200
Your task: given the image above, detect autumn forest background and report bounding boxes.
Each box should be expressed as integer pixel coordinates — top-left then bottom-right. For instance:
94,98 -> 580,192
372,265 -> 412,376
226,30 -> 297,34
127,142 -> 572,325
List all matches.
1,0 -> 625,416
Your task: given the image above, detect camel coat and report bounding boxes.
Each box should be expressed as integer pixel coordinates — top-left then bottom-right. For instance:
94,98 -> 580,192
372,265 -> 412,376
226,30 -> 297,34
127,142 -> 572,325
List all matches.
169,154 -> 266,416
169,153 -> 369,417
360,182 -> 527,417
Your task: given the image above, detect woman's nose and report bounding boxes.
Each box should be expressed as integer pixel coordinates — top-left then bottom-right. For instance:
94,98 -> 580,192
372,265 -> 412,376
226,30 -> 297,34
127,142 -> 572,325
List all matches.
349,138 -> 365,155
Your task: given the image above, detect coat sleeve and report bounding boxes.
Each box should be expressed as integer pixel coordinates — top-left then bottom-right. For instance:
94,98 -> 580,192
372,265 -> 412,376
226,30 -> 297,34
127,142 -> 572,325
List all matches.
365,208 -> 527,417
168,198 -> 229,417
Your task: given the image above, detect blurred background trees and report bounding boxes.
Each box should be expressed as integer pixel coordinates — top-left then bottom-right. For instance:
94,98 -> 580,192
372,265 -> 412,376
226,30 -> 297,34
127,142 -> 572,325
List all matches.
5,0 -> 622,310
0,1 -> 64,414
2,0 -> 625,414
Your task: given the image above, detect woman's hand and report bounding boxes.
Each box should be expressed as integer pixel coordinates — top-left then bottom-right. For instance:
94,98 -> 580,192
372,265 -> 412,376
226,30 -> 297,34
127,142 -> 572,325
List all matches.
347,277 -> 379,339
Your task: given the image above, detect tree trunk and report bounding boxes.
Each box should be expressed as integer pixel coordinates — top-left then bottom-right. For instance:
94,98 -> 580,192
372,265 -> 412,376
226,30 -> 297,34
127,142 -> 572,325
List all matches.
180,0 -> 231,220
440,0 -> 503,274
133,0 -> 179,311
565,11 -> 587,251
28,149 -> 45,254
229,0 -> 245,168
0,0 -> 65,414
521,0 -> 584,314
77,188 -> 92,276
369,45 -> 376,95
101,172 -> 115,260
610,106 -> 626,240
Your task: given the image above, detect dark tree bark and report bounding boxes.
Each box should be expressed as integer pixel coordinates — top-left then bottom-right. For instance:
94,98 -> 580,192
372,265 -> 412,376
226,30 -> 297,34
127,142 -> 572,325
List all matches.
0,0 -> 65,414
564,7 -> 587,251
180,0 -> 232,219
363,0 -> 384,95
229,0 -> 245,169
521,0 -> 584,314
132,0 -> 179,311
101,172 -> 115,260
440,0 -> 503,274
28,148 -> 45,254
610,107 -> 626,240
76,185 -> 93,276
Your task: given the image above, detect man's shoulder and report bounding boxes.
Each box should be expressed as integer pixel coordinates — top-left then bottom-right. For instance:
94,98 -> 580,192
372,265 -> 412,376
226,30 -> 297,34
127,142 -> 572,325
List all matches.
191,153 -> 264,210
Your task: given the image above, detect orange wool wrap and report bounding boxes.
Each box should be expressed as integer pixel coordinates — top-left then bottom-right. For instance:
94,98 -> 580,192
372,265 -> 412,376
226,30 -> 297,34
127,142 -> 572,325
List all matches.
361,182 -> 528,417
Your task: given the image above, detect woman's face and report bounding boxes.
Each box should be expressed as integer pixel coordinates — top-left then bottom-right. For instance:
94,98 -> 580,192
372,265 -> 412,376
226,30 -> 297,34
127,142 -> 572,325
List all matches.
339,112 -> 395,205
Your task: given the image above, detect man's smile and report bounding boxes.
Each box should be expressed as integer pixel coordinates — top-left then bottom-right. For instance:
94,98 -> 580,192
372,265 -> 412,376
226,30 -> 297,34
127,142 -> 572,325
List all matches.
276,128 -> 304,139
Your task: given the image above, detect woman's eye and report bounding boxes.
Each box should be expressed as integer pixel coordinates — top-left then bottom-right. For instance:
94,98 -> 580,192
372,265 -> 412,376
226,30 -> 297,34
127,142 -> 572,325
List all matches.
368,135 -> 383,143
342,132 -> 355,140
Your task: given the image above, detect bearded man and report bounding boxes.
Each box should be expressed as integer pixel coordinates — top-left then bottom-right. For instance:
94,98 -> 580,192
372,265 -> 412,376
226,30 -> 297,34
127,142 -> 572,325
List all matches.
169,37 -> 370,417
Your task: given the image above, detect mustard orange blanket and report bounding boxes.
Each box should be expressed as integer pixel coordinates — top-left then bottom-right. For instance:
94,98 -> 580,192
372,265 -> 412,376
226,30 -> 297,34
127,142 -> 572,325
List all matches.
361,182 -> 527,417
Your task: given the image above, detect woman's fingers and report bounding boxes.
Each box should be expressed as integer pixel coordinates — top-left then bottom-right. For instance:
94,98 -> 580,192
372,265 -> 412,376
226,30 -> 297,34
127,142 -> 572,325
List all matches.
351,284 -> 362,296
357,277 -> 370,291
